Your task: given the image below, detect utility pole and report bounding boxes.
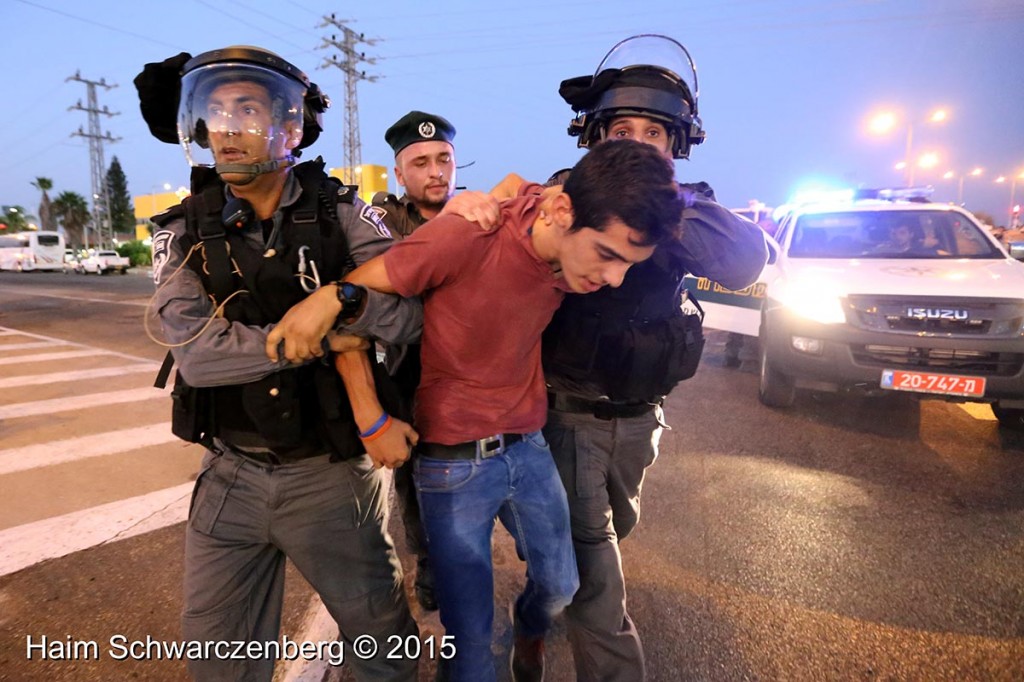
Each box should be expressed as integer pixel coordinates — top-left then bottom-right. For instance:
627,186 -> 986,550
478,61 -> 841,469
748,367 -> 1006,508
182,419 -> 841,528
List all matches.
317,14 -> 380,185
67,71 -> 120,250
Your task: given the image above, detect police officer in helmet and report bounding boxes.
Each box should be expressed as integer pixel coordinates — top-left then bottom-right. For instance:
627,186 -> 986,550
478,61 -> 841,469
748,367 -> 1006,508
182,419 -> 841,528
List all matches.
137,46 -> 420,681
546,35 -> 769,681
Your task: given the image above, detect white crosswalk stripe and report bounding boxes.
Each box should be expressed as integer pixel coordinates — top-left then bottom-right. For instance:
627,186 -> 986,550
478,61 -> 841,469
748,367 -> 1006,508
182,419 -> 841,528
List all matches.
0,341 -> 68,352
0,386 -> 169,419
0,364 -> 159,389
0,325 -> 198,577
0,348 -> 113,365
0,482 -> 193,576
0,425 -> 179,475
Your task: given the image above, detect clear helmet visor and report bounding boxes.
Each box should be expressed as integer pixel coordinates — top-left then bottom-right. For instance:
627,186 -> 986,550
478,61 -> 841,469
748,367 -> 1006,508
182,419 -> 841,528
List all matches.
594,34 -> 699,102
177,62 -> 306,168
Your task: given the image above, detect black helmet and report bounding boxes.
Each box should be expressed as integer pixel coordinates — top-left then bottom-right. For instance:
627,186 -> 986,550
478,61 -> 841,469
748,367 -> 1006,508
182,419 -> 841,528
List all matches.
559,35 -> 704,159
135,46 -> 330,182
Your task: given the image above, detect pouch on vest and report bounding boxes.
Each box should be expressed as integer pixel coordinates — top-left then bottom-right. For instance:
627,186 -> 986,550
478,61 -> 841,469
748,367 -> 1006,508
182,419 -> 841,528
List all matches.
599,295 -> 705,400
170,372 -> 211,445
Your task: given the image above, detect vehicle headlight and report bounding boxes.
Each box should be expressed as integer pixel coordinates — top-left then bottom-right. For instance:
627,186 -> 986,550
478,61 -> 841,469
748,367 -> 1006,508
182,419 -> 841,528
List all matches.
772,277 -> 847,324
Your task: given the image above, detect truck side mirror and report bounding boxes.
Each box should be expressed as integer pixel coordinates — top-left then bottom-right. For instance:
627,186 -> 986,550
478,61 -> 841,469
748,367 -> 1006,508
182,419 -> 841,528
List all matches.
1009,242 -> 1024,262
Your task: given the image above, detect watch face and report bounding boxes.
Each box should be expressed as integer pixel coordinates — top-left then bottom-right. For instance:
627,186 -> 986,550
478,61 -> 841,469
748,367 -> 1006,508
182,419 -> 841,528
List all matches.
337,282 -> 364,317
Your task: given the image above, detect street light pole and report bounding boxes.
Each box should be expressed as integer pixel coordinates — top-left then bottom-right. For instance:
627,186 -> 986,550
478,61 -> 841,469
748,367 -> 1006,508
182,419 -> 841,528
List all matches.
954,168 -> 984,205
904,123 -> 915,186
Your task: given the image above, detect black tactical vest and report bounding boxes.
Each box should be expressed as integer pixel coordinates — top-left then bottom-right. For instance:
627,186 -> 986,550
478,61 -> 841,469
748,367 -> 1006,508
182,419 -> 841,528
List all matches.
157,159 -> 381,461
542,246 -> 704,402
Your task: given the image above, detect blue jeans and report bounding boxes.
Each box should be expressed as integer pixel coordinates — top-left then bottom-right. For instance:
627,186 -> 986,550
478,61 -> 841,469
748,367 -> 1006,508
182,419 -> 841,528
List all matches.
414,431 -> 579,682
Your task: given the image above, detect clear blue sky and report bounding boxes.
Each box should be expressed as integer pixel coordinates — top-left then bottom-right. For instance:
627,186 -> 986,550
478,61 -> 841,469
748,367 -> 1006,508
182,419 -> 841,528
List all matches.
3,0 -> 1023,226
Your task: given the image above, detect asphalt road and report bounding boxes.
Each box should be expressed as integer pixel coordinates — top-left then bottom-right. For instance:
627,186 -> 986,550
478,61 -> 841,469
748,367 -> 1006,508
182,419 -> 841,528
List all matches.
1,270 -> 1022,681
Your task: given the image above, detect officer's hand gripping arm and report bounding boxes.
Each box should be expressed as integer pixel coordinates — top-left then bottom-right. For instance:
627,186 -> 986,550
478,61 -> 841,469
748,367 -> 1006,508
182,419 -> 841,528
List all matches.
265,284 -> 340,363
440,191 -> 502,230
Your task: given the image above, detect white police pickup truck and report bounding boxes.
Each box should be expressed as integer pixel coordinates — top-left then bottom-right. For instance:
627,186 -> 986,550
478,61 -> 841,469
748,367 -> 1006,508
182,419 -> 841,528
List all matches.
686,189 -> 1024,430
78,249 -> 131,275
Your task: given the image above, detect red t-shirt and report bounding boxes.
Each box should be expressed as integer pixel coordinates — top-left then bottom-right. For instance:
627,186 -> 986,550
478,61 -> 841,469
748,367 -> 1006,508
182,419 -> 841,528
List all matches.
383,186 -> 570,444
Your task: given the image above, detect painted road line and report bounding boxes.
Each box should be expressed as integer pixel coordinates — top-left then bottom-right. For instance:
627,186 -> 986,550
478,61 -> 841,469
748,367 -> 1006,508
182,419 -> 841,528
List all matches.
0,424 -> 177,475
2,289 -> 150,308
0,342 -> 67,352
0,364 -> 160,390
0,349 -> 112,366
957,403 -> 998,421
0,326 -> 161,364
0,386 -> 169,420
0,482 -> 192,577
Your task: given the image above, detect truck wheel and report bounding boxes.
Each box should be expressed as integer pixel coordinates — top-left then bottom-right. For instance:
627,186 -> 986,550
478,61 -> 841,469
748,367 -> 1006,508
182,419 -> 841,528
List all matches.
992,402 -> 1024,431
759,343 -> 796,407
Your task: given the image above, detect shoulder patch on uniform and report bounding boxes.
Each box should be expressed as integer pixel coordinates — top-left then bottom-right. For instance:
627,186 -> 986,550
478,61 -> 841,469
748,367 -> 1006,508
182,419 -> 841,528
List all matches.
366,205 -> 388,222
151,230 -> 175,285
360,204 -> 393,240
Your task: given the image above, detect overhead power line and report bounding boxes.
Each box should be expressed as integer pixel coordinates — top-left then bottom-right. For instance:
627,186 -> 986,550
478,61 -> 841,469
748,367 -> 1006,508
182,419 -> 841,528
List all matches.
66,71 -> 120,250
317,14 -> 381,184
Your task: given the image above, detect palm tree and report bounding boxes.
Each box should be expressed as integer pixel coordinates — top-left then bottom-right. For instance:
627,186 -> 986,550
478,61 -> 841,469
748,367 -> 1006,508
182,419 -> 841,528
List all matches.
52,191 -> 92,248
31,177 -> 56,232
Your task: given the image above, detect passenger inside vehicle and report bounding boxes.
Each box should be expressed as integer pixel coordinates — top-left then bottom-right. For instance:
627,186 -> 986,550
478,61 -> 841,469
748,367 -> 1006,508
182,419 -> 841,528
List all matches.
874,221 -> 942,256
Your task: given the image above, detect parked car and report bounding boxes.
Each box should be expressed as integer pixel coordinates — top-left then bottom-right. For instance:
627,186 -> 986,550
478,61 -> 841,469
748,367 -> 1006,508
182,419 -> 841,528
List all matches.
63,249 -> 80,274
686,188 -> 1024,430
78,250 -> 131,275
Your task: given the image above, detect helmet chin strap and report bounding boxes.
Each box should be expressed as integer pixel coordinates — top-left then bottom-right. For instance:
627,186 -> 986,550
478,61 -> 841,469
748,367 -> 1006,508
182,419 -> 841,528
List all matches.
215,156 -> 295,185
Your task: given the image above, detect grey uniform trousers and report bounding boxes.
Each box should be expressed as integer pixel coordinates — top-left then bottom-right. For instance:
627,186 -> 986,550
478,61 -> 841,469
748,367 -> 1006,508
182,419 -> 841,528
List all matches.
182,449 -> 417,681
544,405 -> 664,682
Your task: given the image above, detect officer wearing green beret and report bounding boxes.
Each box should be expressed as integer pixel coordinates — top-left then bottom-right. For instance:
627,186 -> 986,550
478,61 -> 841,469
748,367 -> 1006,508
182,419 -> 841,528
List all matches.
371,110 -> 458,614
371,110 -> 457,239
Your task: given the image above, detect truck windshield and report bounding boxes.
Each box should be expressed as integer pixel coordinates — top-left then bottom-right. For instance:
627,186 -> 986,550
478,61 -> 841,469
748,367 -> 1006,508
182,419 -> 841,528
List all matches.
788,210 -> 1003,259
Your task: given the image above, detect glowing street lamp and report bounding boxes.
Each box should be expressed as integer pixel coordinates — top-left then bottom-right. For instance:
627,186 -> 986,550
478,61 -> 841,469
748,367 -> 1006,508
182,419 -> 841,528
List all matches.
918,152 -> 939,170
868,107 -> 949,186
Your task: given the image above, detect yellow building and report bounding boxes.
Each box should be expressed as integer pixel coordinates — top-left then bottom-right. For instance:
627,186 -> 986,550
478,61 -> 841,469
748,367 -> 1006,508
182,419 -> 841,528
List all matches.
133,188 -> 190,241
328,164 -> 389,204
130,166 -> 389,241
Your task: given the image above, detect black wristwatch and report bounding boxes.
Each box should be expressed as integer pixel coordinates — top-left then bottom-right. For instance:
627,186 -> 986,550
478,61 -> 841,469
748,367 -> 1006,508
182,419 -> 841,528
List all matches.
335,281 -> 366,320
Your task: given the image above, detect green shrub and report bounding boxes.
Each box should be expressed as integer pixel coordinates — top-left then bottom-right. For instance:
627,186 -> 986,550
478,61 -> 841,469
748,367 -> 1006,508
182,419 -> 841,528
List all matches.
115,240 -> 152,267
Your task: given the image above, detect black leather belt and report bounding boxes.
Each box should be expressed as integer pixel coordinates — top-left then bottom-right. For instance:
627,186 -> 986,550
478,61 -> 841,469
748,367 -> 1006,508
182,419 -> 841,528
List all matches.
547,391 -> 655,420
419,433 -> 524,460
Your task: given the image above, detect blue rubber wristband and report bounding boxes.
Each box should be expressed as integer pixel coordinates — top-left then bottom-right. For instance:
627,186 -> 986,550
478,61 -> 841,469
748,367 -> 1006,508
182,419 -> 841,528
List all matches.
358,412 -> 390,439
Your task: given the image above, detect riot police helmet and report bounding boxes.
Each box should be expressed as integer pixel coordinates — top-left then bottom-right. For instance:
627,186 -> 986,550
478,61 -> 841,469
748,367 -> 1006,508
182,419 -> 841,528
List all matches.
560,34 -> 704,159
176,46 -> 330,182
